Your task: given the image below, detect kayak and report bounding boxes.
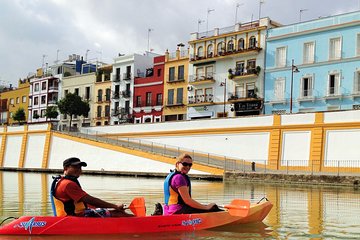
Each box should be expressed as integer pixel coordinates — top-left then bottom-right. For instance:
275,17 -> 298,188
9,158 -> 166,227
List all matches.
0,199 -> 272,235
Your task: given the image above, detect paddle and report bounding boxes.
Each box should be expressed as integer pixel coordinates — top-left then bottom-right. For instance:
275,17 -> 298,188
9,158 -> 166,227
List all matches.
222,199 -> 250,217
126,197 -> 146,217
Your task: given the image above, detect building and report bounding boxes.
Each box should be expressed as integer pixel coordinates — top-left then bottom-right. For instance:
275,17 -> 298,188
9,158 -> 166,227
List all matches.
163,46 -> 189,121
0,79 -> 30,125
265,11 -> 360,114
61,72 -> 95,129
110,53 -> 156,125
133,56 -> 164,123
93,65 -> 112,126
188,18 -> 280,119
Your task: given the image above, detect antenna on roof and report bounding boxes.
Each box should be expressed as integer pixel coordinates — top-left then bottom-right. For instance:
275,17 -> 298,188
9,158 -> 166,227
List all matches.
147,28 -> 154,52
299,9 -> 309,22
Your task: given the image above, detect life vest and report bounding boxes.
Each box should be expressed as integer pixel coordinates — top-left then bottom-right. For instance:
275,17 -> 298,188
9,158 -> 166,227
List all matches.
50,175 -> 87,216
164,170 -> 191,206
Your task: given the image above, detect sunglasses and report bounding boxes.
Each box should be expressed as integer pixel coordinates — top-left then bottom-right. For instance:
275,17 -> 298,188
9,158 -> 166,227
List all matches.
180,162 -> 193,167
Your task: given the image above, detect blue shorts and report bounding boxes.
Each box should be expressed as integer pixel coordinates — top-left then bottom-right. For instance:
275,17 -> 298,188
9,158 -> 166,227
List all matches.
84,208 -> 111,218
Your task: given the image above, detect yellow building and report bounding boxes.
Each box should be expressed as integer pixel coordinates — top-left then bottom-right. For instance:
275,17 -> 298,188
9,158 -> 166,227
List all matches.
93,65 -> 112,126
163,47 -> 189,121
0,79 -> 30,125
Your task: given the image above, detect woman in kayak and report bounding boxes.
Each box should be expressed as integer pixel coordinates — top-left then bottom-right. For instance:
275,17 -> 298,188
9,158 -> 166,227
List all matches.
51,157 -> 133,217
163,153 -> 222,215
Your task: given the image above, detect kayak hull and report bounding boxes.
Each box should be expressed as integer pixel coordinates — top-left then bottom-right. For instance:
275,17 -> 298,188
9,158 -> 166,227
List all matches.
0,201 -> 272,235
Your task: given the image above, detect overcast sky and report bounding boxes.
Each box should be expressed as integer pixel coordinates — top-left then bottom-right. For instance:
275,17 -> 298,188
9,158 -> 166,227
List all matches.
0,0 -> 359,86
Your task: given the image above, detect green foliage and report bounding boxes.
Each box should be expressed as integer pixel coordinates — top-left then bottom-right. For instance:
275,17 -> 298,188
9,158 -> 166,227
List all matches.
45,106 -> 59,120
12,108 -> 26,124
57,93 -> 90,127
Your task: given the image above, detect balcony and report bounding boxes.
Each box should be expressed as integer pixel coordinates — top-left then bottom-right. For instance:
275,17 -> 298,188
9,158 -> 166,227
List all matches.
298,89 -> 316,102
190,46 -> 262,63
121,90 -> 131,98
228,92 -> 258,102
113,74 -> 121,82
166,75 -> 186,83
228,67 -> 260,82
165,98 -> 185,107
112,91 -> 120,99
188,94 -> 214,106
123,73 -> 131,81
189,73 -> 216,85
324,87 -> 343,100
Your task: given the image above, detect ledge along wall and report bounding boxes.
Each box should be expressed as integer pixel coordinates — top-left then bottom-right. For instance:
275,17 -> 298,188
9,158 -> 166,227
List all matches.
83,110 -> 360,174
0,123 -> 215,175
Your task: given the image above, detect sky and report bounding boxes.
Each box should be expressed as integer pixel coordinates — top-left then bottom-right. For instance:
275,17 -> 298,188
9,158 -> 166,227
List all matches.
0,0 -> 359,87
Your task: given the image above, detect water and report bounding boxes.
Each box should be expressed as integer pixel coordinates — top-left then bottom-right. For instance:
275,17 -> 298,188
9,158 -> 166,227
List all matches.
0,171 -> 359,239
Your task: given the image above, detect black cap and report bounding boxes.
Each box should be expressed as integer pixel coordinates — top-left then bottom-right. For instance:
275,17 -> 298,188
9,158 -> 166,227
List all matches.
63,157 -> 87,168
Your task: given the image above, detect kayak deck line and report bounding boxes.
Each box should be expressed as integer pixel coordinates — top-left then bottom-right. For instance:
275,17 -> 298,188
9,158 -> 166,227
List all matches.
0,200 -> 273,235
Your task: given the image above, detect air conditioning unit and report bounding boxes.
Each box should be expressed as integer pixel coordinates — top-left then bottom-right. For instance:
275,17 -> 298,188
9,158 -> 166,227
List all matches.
187,85 -> 193,91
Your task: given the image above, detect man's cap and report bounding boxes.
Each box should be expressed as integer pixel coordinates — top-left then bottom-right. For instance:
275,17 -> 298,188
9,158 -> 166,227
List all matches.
63,157 -> 87,167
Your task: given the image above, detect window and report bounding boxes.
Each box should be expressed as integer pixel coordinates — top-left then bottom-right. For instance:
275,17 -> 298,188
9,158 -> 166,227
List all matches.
329,37 -> 341,60
34,83 -> 39,92
156,93 -> 162,105
115,68 -> 120,81
303,42 -> 315,64
33,110 -> 39,118
274,77 -> 285,100
136,96 -> 141,107
167,89 -> 174,105
354,71 -> 360,94
22,96 -> 26,103
64,89 -> 69,96
126,66 -> 131,79
246,83 -> 256,98
33,97 -> 38,105
357,34 -> 360,56
249,36 -> 257,48
146,92 -> 152,106
197,46 -> 204,57
105,88 -> 111,101
247,59 -> 256,73
16,97 -> 20,104
195,89 -> 203,103
207,44 -> 213,57
41,109 -> 46,118
41,95 -> 46,104
42,82 -> 47,90
276,47 -> 287,67
176,88 -> 183,104
205,88 -> 213,102
74,88 -> 79,96
238,38 -> 245,50
235,61 -> 245,75
300,76 -> 313,98
178,65 -> 184,80
85,87 -> 90,100
157,68 -> 162,77
196,67 -> 205,80
327,73 -> 340,96
227,40 -> 234,52
105,105 -> 110,117
97,89 -> 103,102
217,42 -> 224,55
205,66 -> 214,79
97,106 -> 102,117
169,67 -> 175,81
235,84 -> 245,98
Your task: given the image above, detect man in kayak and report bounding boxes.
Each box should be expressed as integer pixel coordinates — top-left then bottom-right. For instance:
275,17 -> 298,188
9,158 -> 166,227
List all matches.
163,153 -> 222,215
51,157 -> 133,217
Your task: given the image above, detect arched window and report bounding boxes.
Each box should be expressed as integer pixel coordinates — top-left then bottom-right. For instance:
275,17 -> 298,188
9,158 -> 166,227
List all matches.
97,106 -> 102,117
97,89 -> 103,102
249,36 -> 257,48
197,46 -> 204,57
238,38 -> 245,50
227,40 -> 234,52
105,88 -> 111,101
217,42 -> 224,55
207,44 -> 213,57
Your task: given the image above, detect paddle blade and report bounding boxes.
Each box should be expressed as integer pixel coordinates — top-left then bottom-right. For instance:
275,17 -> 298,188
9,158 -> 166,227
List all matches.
128,197 -> 146,217
224,199 -> 250,217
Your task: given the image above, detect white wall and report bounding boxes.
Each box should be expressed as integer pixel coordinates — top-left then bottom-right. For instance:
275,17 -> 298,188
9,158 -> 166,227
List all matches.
47,136 -> 208,174
24,134 -> 46,168
281,131 -> 311,166
281,113 -> 315,125
3,135 -> 22,167
324,110 -> 360,123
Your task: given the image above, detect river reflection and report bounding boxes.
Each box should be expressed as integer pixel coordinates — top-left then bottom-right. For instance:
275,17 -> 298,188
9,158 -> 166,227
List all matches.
0,171 -> 359,239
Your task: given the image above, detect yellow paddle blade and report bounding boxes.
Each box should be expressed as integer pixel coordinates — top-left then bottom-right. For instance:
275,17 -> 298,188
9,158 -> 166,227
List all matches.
224,199 -> 250,217
128,197 -> 146,217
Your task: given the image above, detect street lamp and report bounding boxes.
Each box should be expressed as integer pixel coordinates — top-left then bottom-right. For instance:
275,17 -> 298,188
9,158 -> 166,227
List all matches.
220,78 -> 227,117
290,59 -> 300,114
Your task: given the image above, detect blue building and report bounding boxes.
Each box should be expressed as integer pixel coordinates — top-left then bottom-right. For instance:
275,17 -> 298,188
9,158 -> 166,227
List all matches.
265,11 -> 360,114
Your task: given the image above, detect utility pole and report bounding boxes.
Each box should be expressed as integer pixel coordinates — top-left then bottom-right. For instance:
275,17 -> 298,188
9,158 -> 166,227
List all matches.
235,3 -> 244,25
206,8 -> 215,36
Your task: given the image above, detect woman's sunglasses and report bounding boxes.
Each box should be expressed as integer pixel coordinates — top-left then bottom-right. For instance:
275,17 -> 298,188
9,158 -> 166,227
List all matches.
180,162 -> 193,167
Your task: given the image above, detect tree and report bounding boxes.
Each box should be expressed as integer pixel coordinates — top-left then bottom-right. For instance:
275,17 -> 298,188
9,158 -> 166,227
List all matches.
45,106 -> 59,120
57,93 -> 90,128
12,108 -> 26,124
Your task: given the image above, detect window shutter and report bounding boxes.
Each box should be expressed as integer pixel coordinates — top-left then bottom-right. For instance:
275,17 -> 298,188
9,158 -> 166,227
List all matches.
335,73 -> 340,95
300,78 -> 304,97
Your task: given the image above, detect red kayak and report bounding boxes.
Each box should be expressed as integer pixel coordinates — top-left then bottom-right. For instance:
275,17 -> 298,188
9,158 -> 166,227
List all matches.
0,199 -> 272,235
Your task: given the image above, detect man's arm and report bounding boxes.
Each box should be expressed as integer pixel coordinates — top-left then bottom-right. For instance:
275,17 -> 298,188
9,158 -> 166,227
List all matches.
80,195 -> 124,211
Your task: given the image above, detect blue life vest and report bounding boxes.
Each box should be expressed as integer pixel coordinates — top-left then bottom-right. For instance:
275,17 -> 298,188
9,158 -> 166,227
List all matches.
164,170 -> 191,205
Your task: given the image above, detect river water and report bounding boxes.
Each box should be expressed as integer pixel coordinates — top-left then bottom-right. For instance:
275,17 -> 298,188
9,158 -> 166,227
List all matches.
0,171 -> 359,239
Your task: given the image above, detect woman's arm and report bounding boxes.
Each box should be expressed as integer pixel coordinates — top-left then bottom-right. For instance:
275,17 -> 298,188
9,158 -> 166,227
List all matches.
178,186 -> 216,210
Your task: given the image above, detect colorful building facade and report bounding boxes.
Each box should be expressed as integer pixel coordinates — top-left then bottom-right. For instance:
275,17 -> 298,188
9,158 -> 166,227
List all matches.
265,11 -> 360,114
93,65 -> 112,126
133,56 -> 164,123
188,18 -> 280,119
